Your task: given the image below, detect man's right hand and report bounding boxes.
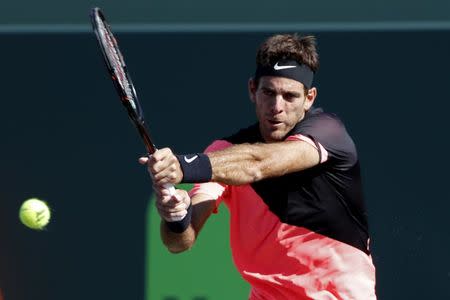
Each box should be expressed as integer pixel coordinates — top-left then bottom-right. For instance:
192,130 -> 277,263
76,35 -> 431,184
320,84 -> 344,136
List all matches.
139,148 -> 183,187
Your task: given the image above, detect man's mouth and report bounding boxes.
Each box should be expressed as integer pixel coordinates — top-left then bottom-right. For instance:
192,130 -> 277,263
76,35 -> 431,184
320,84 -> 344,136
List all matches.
267,119 -> 283,127
268,119 -> 282,124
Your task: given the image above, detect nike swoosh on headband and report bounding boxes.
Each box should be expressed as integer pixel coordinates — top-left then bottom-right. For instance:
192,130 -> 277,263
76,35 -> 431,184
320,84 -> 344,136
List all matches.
274,62 -> 297,70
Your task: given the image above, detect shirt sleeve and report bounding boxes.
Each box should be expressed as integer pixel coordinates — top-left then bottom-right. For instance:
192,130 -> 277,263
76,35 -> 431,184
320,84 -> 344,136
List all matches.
286,112 -> 358,170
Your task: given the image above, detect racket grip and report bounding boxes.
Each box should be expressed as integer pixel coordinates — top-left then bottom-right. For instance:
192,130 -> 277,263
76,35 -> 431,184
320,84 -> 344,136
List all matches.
163,183 -> 176,196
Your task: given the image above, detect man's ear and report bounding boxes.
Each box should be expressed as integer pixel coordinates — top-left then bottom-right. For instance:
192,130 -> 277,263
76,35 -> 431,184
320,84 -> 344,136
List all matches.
248,78 -> 257,103
304,87 -> 317,110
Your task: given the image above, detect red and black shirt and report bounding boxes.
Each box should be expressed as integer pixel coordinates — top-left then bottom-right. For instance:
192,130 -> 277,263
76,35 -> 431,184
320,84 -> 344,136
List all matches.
190,108 -> 377,299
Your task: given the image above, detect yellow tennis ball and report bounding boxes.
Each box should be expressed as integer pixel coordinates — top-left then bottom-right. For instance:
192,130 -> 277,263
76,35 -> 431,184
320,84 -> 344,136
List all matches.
19,198 -> 51,230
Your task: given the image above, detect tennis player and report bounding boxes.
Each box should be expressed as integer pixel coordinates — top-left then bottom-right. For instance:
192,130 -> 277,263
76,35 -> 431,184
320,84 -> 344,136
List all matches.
140,33 -> 377,299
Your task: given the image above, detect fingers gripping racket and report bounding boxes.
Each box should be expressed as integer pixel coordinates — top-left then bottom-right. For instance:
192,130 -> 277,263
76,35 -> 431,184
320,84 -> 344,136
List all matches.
90,7 -> 176,196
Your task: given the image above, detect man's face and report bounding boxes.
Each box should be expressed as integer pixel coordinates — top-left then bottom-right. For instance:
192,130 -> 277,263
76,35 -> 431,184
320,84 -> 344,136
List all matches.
249,76 -> 316,143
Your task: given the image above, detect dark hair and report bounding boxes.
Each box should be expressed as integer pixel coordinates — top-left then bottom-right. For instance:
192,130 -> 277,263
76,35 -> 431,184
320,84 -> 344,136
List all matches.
255,34 -> 319,93
256,34 -> 319,72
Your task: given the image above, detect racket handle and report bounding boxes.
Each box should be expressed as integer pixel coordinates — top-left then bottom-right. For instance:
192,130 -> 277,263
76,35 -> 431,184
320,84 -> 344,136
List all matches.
163,183 -> 176,196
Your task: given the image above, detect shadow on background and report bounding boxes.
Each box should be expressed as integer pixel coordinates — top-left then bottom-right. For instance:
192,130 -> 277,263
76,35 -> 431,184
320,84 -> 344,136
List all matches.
0,31 -> 449,299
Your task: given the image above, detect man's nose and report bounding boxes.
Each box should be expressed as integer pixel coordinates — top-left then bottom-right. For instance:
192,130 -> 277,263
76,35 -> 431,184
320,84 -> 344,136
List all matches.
270,95 -> 284,114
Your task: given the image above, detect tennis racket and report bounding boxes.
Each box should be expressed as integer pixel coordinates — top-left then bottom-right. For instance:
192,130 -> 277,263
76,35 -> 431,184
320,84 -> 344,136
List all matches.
90,7 -> 176,197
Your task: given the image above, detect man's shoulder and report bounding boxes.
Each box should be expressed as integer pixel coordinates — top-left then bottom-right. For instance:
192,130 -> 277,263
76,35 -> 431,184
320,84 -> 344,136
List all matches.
292,107 -> 345,134
292,107 -> 358,168
221,123 -> 263,144
304,107 -> 343,124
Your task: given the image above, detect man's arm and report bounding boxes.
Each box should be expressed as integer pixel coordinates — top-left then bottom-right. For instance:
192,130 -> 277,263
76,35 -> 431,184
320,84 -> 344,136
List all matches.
208,141 -> 320,185
159,191 -> 216,253
146,140 -> 320,187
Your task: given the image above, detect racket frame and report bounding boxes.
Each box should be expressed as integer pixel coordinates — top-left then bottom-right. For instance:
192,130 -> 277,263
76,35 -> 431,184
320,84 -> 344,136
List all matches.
90,7 -> 156,154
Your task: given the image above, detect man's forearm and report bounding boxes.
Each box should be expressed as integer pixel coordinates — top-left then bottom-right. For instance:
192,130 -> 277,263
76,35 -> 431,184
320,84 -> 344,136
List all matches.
160,221 -> 196,253
208,143 -> 268,185
159,194 -> 216,254
207,141 -> 319,185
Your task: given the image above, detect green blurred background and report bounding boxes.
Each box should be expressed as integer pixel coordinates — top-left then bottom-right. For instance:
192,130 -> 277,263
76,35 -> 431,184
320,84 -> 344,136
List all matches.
0,1 -> 449,300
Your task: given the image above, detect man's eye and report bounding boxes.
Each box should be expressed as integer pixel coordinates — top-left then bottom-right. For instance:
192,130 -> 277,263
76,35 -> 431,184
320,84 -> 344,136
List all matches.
263,90 -> 275,96
284,93 -> 298,101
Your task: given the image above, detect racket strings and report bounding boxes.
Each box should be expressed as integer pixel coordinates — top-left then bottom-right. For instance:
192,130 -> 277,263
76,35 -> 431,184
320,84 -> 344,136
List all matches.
91,8 -> 156,153
96,18 -> 137,111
